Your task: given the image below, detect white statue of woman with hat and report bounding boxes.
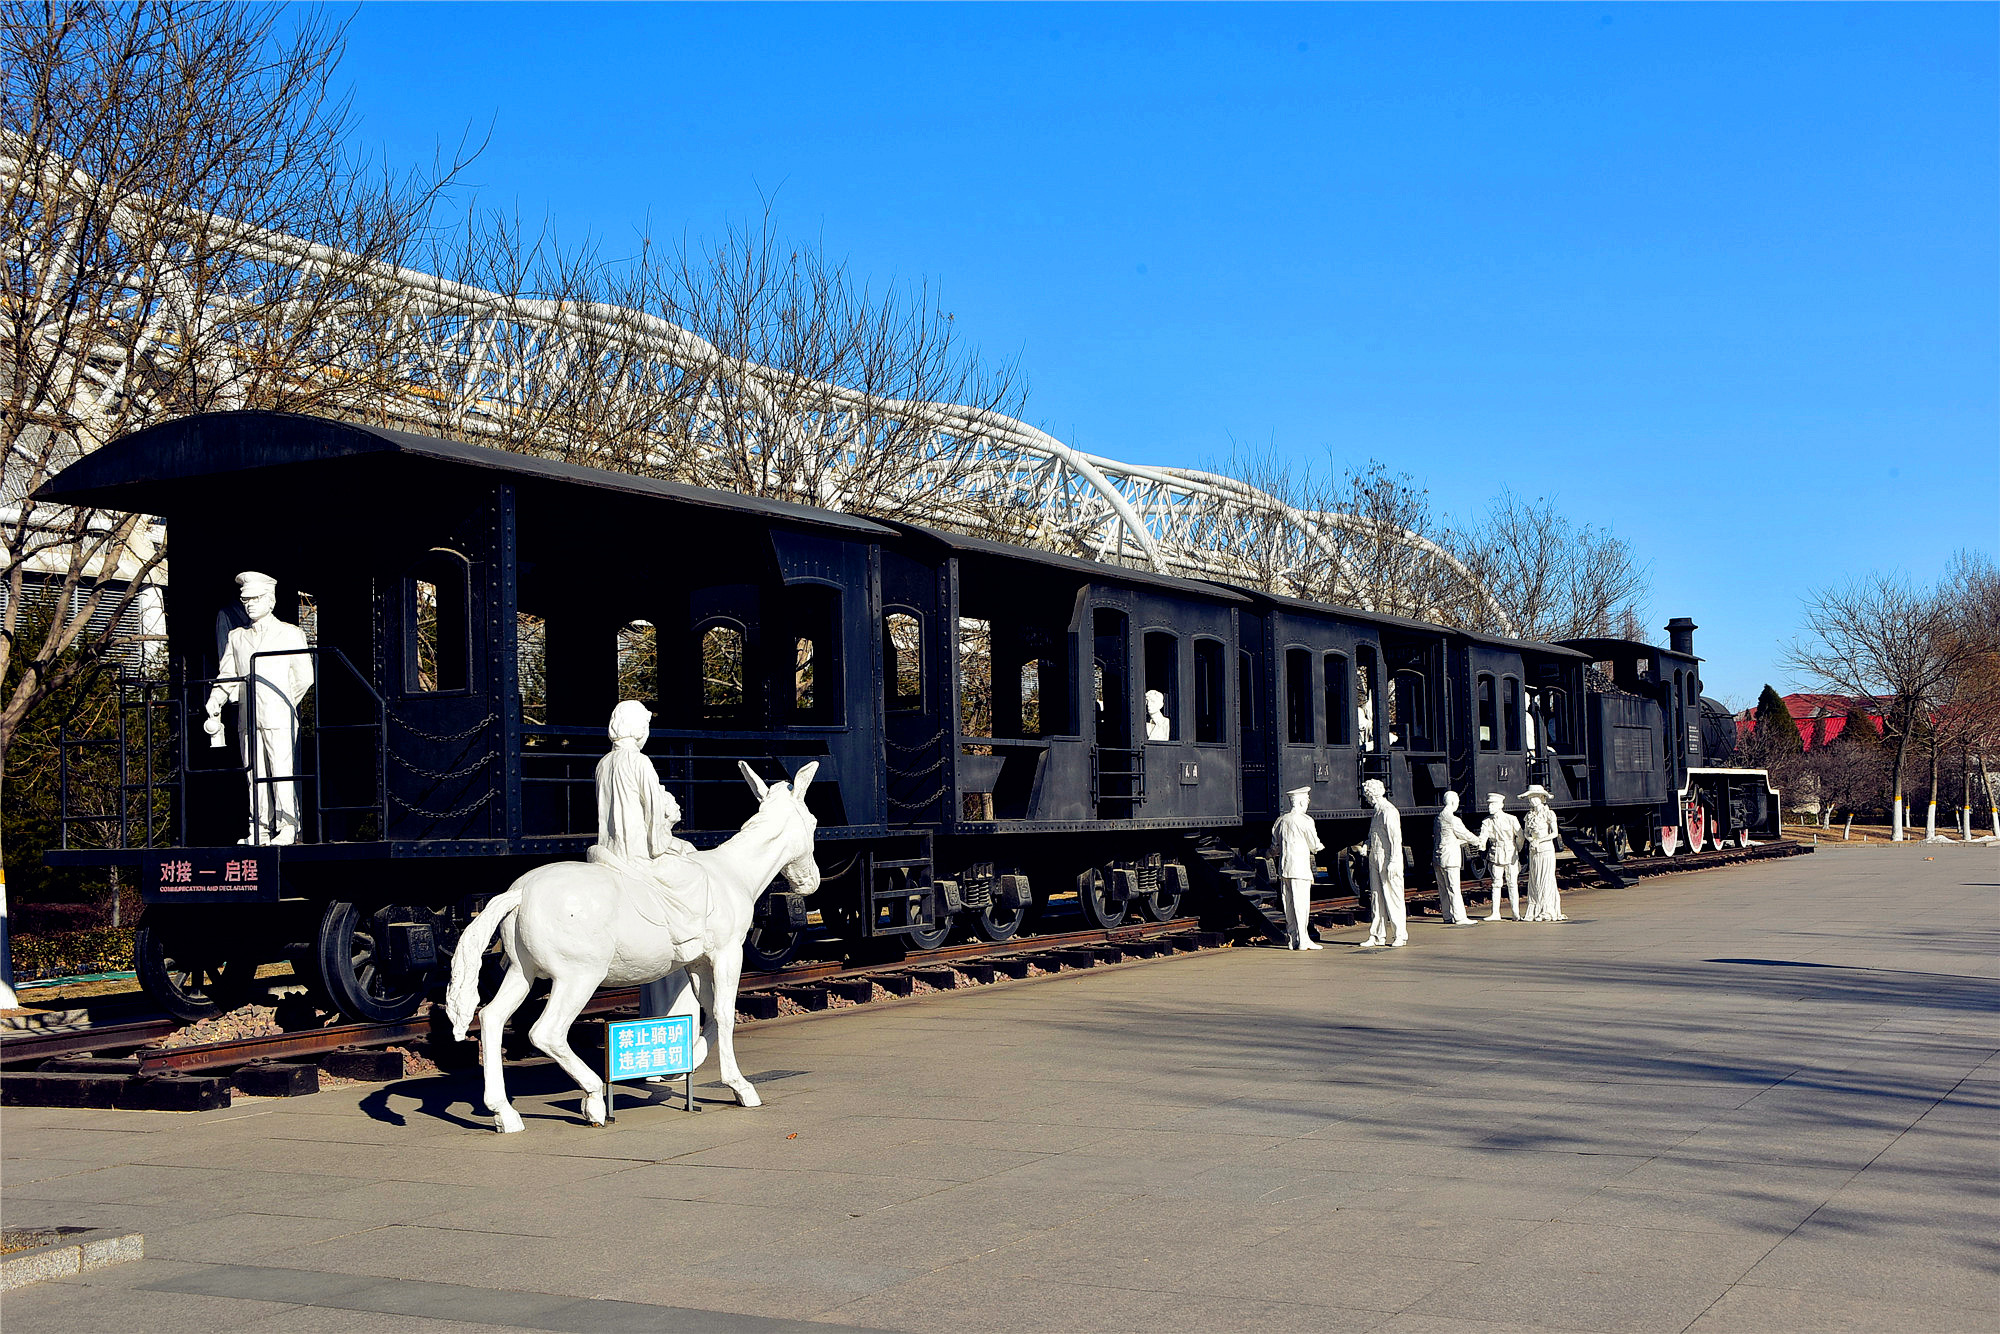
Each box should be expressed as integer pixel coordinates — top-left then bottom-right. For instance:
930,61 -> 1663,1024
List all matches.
1270,786 -> 1324,950
204,571 -> 314,845
1520,784 -> 1566,922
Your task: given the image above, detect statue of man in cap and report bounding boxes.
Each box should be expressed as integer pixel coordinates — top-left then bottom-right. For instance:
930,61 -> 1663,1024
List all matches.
1270,786 -> 1324,950
1432,791 -> 1482,925
1358,778 -> 1407,948
204,571 -> 313,845
1478,792 -> 1523,920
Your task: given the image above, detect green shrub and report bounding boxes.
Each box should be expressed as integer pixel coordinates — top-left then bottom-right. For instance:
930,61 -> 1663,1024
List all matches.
10,926 -> 136,979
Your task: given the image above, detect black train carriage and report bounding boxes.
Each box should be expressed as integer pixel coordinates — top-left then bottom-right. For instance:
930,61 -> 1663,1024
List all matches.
41,411 -> 1781,1022
874,526 -> 1250,942
39,412 -> 907,1021
1228,591 -> 1596,890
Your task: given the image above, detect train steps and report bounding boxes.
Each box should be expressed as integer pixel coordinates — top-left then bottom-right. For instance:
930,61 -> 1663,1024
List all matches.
1558,824 -> 1633,890
1187,837 -> 1291,944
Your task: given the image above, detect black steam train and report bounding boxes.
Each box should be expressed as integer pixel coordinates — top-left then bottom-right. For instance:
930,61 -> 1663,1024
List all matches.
42,413 -> 1779,1022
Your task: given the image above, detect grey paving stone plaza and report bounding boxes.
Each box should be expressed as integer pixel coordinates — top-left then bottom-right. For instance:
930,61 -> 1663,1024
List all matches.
3,846 -> 1996,1333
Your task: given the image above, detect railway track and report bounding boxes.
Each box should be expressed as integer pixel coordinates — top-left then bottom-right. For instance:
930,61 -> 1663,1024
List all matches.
0,840 -> 1812,1100
0,915 -> 1214,1076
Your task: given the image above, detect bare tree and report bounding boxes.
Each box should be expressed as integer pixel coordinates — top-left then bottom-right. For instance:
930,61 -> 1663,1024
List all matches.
1785,559 -> 1997,840
1,1 -> 471,797
1447,492 -> 1649,643
402,205 -> 1028,523
1929,552 -> 2000,839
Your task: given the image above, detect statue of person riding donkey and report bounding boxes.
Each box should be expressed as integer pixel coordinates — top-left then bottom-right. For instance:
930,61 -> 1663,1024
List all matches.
446,700 -> 821,1133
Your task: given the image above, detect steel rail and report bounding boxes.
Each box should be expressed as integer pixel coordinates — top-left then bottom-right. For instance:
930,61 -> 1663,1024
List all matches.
2,916 -> 1208,1074
2,845 -> 1809,1074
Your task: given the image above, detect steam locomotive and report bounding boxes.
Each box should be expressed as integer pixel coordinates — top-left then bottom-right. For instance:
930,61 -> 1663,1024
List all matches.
41,413 -> 1779,1021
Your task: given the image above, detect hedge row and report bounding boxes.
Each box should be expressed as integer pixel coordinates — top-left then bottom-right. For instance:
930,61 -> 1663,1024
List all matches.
10,926 -> 136,979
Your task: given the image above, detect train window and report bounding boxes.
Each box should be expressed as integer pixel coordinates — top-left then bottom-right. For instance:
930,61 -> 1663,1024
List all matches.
1390,669 -> 1429,750
1143,631 -> 1179,741
1193,638 -> 1224,744
1324,653 -> 1351,745
1502,676 -> 1521,751
517,611 -> 547,723
1093,609 -> 1130,746
1238,650 -> 1255,738
616,621 -> 657,710
959,617 -> 992,737
406,548 -> 469,694
1020,661 -> 1043,735
1477,674 -> 1497,751
1285,648 -> 1313,744
699,622 -> 744,714
794,638 -> 817,713
1686,675 -> 1698,706
1546,687 -> 1572,751
883,612 -> 922,710
1356,645 -> 1380,752
783,585 -> 842,725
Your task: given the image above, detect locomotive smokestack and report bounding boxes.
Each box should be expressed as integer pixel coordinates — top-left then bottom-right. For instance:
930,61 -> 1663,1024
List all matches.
1666,617 -> 1697,656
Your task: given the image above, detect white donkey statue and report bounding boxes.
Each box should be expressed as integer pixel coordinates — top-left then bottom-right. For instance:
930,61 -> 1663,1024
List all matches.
445,760 -> 820,1132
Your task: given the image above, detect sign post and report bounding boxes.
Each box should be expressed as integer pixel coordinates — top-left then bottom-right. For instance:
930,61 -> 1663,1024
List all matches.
603,1014 -> 696,1120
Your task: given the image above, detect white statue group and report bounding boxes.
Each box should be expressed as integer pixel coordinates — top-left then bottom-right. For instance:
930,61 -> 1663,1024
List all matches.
1272,782 -> 1565,951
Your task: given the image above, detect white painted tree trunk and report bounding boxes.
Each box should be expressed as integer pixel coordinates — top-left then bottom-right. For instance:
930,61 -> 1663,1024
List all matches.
0,869 -> 17,1010
1925,745 -> 1939,840
1892,793 -> 1904,841
1844,814 -> 1853,840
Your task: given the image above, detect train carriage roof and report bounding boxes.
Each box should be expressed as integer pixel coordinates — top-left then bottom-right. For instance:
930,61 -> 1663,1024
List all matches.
883,521 -> 1252,604
36,411 -> 896,539
1226,586 -> 1590,660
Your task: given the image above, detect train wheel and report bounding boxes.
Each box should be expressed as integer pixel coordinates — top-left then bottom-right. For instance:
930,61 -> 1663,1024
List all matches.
1138,862 -> 1185,922
134,910 -> 257,1023
967,902 -> 1026,943
314,900 -> 426,1023
742,892 -> 805,971
1077,868 -> 1127,929
905,889 -> 953,951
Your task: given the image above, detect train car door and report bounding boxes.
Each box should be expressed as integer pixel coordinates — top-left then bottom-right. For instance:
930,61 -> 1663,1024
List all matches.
882,549 -> 948,825
380,497 -> 503,843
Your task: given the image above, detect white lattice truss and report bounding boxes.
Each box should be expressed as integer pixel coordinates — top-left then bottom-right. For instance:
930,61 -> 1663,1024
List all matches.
9,149 -> 1512,632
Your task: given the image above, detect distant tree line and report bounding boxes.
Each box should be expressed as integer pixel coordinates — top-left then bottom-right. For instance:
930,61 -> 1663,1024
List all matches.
1742,553 -> 2000,840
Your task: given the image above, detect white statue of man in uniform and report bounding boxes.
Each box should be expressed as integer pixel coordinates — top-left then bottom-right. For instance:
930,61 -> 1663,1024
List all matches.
1521,784 -> 1566,922
1432,791 -> 1481,925
1271,786 -> 1324,950
1358,778 -> 1407,948
204,571 -> 313,845
589,700 -> 703,951
1144,689 -> 1171,742
1478,792 -> 1523,920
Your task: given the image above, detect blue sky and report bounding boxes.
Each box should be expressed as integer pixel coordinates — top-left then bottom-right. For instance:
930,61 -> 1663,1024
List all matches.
339,3 -> 1996,706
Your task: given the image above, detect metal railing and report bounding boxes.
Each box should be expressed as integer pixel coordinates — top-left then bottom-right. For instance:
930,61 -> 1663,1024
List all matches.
58,647 -> 385,849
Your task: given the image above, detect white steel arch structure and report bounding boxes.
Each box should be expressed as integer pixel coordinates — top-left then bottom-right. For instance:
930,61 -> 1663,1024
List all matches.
6,148 -> 1512,632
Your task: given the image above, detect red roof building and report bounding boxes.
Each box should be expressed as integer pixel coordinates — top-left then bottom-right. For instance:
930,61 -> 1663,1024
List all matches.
1735,694 -> 1889,750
